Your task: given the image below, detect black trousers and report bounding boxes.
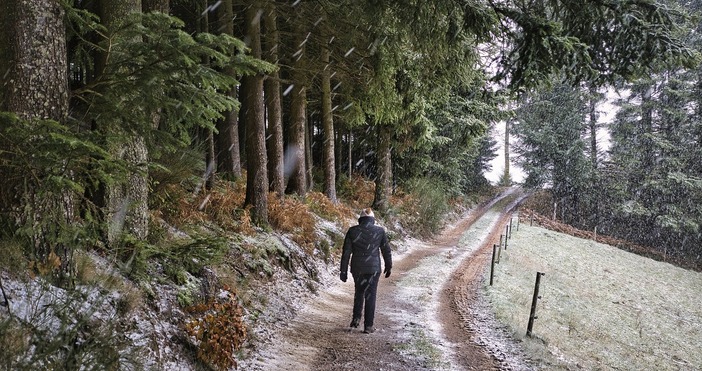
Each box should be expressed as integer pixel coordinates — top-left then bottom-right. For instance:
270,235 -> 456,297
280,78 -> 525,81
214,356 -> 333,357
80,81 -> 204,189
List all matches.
352,272 -> 380,328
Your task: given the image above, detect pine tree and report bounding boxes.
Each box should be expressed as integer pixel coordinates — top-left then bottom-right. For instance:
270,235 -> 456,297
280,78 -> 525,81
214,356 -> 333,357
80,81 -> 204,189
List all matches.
513,81 -> 593,224
263,1 -> 285,196
242,3 -> 269,226
0,0 -> 75,284
607,72 -> 702,259
214,0 -> 243,179
97,0 -> 150,248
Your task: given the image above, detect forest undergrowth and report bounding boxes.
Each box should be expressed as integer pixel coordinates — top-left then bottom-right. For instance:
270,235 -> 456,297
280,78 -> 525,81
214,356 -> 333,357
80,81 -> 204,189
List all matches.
0,174 -> 489,370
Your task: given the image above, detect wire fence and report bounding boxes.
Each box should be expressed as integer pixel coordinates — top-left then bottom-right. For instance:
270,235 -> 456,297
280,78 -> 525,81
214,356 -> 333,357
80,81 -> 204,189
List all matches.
483,211 -> 702,370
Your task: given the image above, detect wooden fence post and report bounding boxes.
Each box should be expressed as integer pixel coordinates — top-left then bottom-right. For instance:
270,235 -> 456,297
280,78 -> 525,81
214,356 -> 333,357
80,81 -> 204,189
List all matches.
496,241 -> 502,263
504,226 -> 509,250
509,218 -> 513,238
516,215 -> 520,231
526,272 -> 545,337
490,244 -> 497,286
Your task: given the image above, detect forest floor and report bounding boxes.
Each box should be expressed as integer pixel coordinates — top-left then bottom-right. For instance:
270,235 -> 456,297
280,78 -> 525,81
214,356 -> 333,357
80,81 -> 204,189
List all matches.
238,188 -> 536,370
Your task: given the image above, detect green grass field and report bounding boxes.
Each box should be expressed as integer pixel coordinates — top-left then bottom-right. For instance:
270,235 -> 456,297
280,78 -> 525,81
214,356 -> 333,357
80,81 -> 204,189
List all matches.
484,221 -> 702,370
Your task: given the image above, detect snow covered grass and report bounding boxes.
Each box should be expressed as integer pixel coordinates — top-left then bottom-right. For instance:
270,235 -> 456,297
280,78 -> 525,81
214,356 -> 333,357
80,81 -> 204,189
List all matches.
484,222 -> 702,370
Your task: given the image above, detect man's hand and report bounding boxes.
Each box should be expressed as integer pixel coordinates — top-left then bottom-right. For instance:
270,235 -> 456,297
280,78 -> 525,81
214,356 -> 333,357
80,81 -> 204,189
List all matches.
384,267 -> 391,278
340,272 -> 347,282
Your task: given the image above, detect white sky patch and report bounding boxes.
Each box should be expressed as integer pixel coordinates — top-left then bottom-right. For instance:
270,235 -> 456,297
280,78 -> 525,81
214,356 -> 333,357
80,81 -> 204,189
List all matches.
486,122 -> 525,184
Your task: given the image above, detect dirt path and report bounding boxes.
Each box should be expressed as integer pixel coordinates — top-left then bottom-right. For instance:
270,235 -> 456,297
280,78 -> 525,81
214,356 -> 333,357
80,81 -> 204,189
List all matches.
241,189 -> 533,370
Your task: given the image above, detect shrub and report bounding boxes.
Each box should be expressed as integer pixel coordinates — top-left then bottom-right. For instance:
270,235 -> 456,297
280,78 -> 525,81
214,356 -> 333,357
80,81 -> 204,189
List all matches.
184,287 -> 247,370
336,174 -> 375,209
305,191 -> 353,222
267,194 -> 316,250
124,235 -> 229,284
398,177 -> 450,237
199,179 -> 248,232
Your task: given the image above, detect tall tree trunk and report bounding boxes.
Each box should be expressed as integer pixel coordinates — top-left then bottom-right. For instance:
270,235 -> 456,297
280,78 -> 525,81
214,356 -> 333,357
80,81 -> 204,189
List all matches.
0,2 -> 10,108
142,0 -> 170,132
216,84 -> 242,178
373,124 -> 392,213
263,2 -> 284,196
142,0 -> 168,13
242,3 -> 269,226
199,0 -> 216,190
502,120 -> 511,185
588,86 -> 599,169
286,29 -> 308,196
3,0 -> 74,283
305,112 -> 314,191
5,1 -> 68,120
587,85 -> 600,228
320,40 -> 337,202
215,1 -> 242,181
641,87 -> 654,170
334,125 -> 341,179
348,130 -> 352,178
98,0 -> 149,247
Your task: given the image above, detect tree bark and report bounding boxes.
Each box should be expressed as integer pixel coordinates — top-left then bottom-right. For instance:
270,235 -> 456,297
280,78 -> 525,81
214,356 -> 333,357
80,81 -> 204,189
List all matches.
286,28 -> 308,197
0,2 -> 10,108
216,88 -> 242,178
98,0 -> 150,246
3,0 -> 74,283
197,0 -> 216,190
263,2 -> 284,196
348,130 -> 352,178
214,0 -> 242,179
320,41 -> 337,202
373,124 -> 392,213
305,111 -> 314,191
242,3 -> 269,226
334,124 -> 341,179
588,86 -> 599,169
5,1 -> 69,121
502,120 -> 511,185
142,0 -> 168,13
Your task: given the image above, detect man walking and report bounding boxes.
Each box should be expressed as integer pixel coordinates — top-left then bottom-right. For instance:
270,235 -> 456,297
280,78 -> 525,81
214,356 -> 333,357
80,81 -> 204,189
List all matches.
339,208 -> 392,334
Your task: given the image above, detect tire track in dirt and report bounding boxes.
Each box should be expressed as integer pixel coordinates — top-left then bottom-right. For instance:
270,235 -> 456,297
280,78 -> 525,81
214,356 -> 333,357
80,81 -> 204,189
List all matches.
437,189 -> 532,370
240,188 -> 530,370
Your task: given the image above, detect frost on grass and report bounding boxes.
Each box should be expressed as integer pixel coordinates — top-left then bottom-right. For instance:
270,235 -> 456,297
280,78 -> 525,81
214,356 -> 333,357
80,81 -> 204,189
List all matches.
485,223 -> 702,370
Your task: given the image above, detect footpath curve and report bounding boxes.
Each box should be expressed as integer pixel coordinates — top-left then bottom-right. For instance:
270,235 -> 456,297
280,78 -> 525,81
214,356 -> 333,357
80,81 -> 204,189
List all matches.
241,188 -> 532,370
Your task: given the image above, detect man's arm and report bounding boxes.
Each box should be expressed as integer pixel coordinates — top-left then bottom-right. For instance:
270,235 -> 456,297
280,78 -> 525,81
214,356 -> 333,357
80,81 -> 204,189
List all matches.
380,232 -> 392,277
339,230 -> 353,281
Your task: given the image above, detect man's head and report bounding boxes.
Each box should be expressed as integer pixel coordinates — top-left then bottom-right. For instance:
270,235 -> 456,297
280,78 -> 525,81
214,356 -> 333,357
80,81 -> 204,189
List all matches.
360,207 -> 374,218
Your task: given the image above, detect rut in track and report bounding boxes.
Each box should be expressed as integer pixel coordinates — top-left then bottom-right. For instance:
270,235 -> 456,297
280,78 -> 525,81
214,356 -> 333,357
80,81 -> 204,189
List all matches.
240,188 -> 532,370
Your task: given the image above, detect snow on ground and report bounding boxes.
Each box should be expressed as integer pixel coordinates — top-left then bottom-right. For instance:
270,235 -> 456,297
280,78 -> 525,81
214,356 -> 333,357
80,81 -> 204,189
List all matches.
392,210 -> 503,369
488,224 -> 702,370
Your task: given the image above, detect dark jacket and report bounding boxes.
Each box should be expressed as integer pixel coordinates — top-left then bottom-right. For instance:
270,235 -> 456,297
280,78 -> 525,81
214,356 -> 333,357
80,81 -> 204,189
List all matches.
340,216 -> 392,276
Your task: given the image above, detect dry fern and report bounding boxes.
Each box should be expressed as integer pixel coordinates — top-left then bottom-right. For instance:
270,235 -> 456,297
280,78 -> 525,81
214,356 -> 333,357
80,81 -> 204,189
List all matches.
268,194 -> 316,249
184,287 -> 247,370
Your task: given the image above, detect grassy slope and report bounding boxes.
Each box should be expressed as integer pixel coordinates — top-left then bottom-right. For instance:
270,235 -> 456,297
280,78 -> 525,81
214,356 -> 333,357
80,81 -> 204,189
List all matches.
483,221 -> 702,370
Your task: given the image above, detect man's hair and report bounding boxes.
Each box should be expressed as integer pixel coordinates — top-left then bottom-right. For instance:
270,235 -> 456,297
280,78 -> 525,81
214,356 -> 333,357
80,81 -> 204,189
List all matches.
360,208 -> 374,218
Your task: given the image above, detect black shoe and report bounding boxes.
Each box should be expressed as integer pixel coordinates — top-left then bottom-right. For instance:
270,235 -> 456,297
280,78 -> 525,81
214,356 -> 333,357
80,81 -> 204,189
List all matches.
363,326 -> 375,334
350,318 -> 360,328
